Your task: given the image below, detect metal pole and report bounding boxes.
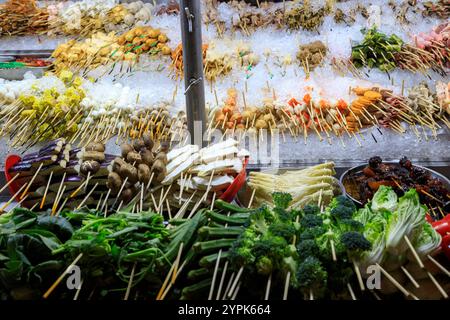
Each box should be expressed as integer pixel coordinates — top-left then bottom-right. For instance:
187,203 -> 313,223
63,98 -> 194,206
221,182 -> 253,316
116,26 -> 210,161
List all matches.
180,0 -> 206,147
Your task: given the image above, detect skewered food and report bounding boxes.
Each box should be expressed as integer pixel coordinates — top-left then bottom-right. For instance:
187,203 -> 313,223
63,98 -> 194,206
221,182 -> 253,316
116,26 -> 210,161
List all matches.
297,41 -> 327,73
286,3 -> 327,31
351,27 -> 403,72
247,162 -> 340,209
0,0 -> 49,36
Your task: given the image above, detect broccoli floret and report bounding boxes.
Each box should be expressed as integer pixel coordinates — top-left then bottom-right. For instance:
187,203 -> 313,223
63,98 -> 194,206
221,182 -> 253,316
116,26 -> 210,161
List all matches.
268,221 -> 297,240
340,231 -> 371,253
249,207 -> 273,234
338,219 -> 364,232
228,230 -> 257,266
272,192 -> 292,209
229,245 -> 255,266
256,256 -> 273,275
297,239 -> 320,261
252,235 -> 289,274
300,214 -> 323,229
330,205 -> 355,221
316,228 -> 346,261
299,226 -> 326,241
296,257 -> 327,295
253,235 -> 288,258
302,204 -> 320,216
273,207 -> 293,222
333,195 -> 356,211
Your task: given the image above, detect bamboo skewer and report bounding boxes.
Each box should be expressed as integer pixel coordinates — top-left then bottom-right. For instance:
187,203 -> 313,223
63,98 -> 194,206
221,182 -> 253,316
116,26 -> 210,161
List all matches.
347,283 -> 357,300
401,266 -> 420,288
76,183 -> 98,210
353,260 -> 365,291
264,273 -> 272,300
282,271 -> 290,300
43,253 -> 83,299
0,183 -> 27,213
376,263 -> 410,297
20,162 -> 43,199
172,242 -> 184,284
0,173 -> 19,194
124,263 -> 137,301
427,255 -> 450,277
427,271 -> 448,299
404,235 -> 424,269
222,272 -> 235,300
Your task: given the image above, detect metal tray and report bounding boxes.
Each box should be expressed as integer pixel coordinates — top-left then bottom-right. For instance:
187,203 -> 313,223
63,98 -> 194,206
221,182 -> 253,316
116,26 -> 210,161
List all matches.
0,65 -> 51,80
0,50 -> 54,58
339,161 -> 450,206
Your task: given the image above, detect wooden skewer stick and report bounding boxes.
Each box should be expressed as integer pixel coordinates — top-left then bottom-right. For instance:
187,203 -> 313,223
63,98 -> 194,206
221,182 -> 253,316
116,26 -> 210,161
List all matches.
124,263 -> 137,301
51,181 -> 67,216
158,185 -> 172,212
347,283 -> 357,300
248,188 -> 256,208
112,177 -> 129,208
353,260 -> 365,291
55,197 -> 69,217
73,279 -> 83,300
172,242 -> 184,284
330,239 -> 337,261
404,235 -> 424,269
231,282 -> 241,300
39,171 -> 54,209
9,194 -> 29,212
20,162 -> 43,199
208,249 -> 222,301
140,183 -> 144,213
43,253 -> 83,299
264,273 -> 272,300
0,173 -> 19,194
76,183 -> 99,210
282,271 -> 290,300
222,272 -> 235,300
156,261 -> 177,300
376,263 -> 409,297
166,199 -> 172,220
0,183 -> 27,213
427,255 -> 450,277
69,178 -> 89,199
427,271 -> 448,299
400,266 -> 420,288
160,258 -> 189,300
100,188 -> 111,213
150,193 -> 158,212
216,261 -> 229,300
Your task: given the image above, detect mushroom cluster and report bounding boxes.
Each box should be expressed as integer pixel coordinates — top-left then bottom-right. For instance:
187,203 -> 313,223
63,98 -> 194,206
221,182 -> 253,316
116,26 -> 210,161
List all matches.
107,133 -> 168,203
77,142 -> 107,178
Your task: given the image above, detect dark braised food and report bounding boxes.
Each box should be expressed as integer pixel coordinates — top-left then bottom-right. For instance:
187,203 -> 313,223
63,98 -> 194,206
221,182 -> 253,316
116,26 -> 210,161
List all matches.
345,156 -> 450,219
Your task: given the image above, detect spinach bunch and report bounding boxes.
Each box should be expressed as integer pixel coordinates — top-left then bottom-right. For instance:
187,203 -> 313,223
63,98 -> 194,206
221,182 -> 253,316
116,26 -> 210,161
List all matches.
55,209 -> 170,297
0,208 -> 74,299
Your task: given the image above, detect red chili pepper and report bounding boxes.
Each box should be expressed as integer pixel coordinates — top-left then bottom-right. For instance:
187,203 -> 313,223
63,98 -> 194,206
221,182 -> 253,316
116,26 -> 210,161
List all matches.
425,214 -> 433,223
442,234 -> 450,261
433,220 -> 450,236
432,215 -> 450,236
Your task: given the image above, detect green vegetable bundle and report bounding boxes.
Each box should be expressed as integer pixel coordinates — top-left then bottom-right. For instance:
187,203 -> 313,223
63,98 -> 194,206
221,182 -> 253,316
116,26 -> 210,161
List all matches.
0,208 -> 74,299
353,186 -> 441,273
351,27 -> 403,71
295,195 -> 371,298
55,206 -> 170,298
